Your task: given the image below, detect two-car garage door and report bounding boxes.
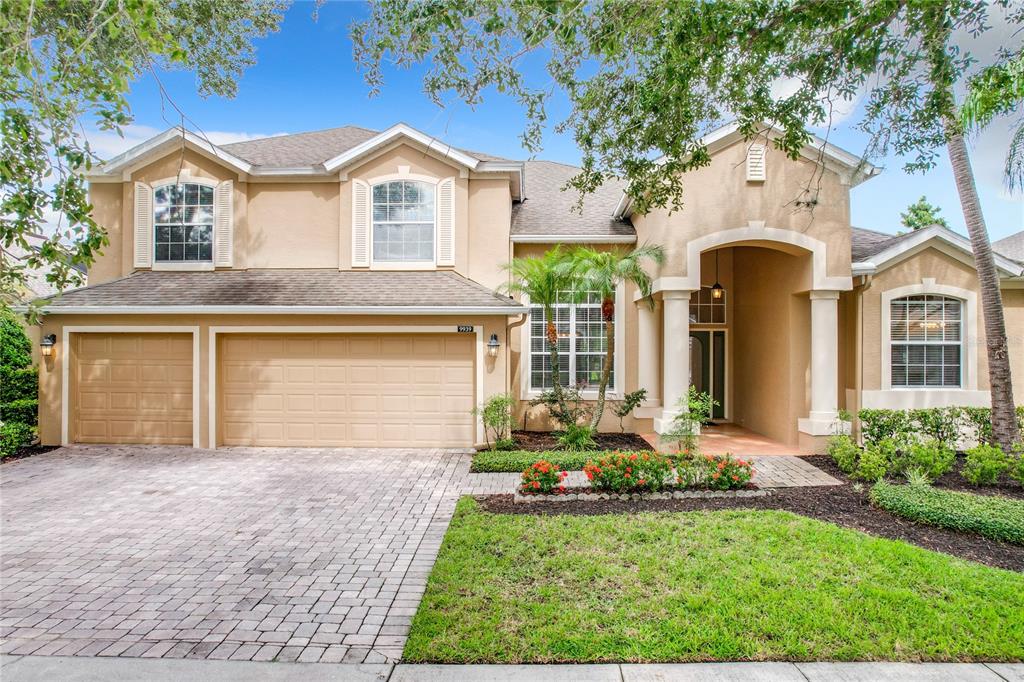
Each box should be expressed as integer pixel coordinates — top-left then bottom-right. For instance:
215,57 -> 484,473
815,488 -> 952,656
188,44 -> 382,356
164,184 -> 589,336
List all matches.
218,334 -> 475,447
69,332 -> 476,448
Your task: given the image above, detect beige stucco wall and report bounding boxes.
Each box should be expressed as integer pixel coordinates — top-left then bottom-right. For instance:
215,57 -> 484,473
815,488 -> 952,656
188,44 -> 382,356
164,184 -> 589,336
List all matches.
36,313 -> 509,449
731,247 -> 811,446
1005,288 -> 1024,400
86,143 -> 513,284
631,138 -> 852,282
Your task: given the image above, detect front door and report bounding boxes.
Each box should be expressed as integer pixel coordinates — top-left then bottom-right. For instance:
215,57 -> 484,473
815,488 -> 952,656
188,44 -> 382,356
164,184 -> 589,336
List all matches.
689,331 -> 726,420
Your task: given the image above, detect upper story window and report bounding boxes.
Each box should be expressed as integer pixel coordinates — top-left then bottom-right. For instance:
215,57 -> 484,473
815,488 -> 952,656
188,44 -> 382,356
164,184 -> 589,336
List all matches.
890,294 -> 962,388
689,286 -> 726,324
529,291 -> 614,391
154,183 -> 214,262
372,180 -> 435,263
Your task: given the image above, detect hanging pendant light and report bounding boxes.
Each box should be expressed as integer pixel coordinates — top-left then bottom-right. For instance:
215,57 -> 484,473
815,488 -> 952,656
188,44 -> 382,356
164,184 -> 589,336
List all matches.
710,250 -> 725,299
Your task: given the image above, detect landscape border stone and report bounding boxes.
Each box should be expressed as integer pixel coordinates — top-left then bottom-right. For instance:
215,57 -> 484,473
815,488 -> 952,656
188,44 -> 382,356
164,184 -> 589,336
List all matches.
513,488 -> 771,504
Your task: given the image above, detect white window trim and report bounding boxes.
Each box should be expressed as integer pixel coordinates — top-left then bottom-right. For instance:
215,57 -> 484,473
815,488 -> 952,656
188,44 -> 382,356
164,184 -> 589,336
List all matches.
208,325 -> 485,449
367,174 -> 440,270
61,326 -> 201,448
872,279 -> 981,408
149,175 -> 220,271
520,286 -> 626,401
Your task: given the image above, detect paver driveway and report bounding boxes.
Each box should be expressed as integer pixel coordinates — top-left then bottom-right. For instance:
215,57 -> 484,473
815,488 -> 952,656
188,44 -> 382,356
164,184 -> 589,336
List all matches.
0,446 -> 504,664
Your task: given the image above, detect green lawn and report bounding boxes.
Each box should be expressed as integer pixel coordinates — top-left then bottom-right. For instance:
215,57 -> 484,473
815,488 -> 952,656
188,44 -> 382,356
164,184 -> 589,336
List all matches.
404,498 -> 1024,663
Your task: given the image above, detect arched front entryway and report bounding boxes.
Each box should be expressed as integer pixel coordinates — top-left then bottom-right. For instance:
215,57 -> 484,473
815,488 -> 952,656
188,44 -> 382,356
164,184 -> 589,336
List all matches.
640,224 -> 852,452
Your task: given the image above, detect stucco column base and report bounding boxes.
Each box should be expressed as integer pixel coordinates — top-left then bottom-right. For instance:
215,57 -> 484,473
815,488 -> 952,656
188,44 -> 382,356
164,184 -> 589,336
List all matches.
798,432 -> 832,455
797,411 -> 849,437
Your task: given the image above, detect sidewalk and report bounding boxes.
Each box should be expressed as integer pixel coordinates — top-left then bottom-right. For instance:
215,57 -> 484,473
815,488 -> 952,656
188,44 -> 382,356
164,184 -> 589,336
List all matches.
1,656 -> 1021,681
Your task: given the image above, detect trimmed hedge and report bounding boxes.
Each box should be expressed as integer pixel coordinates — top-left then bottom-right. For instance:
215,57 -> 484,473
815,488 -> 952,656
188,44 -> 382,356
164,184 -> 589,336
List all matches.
0,422 -> 35,459
0,398 -> 38,426
870,480 -> 1024,545
0,366 -> 38,404
472,450 -> 614,473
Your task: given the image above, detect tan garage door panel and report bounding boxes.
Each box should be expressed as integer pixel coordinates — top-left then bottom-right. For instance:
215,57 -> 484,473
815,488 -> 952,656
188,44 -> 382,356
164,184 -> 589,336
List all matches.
72,333 -> 193,445
219,334 -> 475,447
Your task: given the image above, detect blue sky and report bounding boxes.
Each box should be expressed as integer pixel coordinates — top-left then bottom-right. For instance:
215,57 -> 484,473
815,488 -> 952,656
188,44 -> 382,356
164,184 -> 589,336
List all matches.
102,1 -> 1022,241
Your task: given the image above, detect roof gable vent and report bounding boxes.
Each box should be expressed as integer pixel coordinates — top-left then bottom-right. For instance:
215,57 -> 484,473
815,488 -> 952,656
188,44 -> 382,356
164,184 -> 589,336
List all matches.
746,144 -> 766,182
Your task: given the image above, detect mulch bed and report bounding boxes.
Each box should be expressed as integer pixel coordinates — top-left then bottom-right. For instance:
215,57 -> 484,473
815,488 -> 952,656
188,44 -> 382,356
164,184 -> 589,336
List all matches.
1,445 -> 60,465
511,429 -> 652,452
477,456 -> 1024,572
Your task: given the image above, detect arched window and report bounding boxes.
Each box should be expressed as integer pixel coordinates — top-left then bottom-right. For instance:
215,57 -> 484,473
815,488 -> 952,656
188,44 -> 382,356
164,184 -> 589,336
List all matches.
372,180 -> 435,262
153,182 -> 214,262
890,294 -> 962,388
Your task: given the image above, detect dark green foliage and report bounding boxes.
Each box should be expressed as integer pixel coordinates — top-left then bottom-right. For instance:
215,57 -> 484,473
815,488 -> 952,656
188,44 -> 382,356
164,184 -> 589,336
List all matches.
900,196 -> 950,231
0,310 -> 32,370
1,399 -> 38,426
0,422 -> 35,458
871,480 -> 1024,545
908,407 -> 962,447
0,366 -> 38,404
962,444 -> 1010,486
963,407 -> 996,445
856,439 -> 895,482
613,388 -> 648,432
857,409 -> 914,448
557,423 -> 597,452
895,440 -> 955,481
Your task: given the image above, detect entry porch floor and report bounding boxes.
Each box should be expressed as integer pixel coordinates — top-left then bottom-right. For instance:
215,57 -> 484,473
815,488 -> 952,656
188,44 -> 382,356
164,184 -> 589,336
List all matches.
643,423 -> 812,457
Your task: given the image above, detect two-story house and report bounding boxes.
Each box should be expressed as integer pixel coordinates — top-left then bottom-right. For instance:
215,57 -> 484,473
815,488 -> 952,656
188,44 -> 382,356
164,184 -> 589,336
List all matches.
31,122 -> 1024,452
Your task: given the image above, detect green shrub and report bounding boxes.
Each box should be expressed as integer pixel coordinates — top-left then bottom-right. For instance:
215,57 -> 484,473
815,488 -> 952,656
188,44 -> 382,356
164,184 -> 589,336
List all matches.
827,434 -> 860,474
0,366 -> 38,404
472,393 -> 515,450
896,439 -> 955,481
0,398 -> 38,426
0,422 -> 35,459
612,388 -> 647,433
519,460 -> 568,494
856,439 -> 895,482
493,437 -> 517,451
870,480 -> 1024,545
0,309 -> 33,370
558,423 -> 597,452
962,444 -> 1009,486
472,450 -> 606,473
962,407 -> 994,446
1009,454 -> 1024,486
857,409 -> 913,447
583,451 -> 674,493
909,407 -> 963,448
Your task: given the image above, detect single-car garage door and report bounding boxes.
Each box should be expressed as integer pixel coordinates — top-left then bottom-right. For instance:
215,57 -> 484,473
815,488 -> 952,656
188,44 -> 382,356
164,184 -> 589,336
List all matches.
218,334 -> 475,447
71,333 -> 194,444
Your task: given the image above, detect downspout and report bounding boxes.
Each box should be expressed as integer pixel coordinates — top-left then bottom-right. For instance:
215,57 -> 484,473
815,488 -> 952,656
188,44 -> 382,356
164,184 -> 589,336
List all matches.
857,274 -> 873,444
507,313 -> 529,430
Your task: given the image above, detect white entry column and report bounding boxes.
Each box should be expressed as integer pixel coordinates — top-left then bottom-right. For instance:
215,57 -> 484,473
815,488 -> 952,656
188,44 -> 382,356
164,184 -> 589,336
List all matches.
654,290 -> 693,433
799,290 -> 842,436
636,298 -> 661,406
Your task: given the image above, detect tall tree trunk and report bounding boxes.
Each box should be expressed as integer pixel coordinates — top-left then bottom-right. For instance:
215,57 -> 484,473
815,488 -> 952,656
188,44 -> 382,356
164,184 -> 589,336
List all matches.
946,131 -> 1020,450
590,300 -> 615,431
545,307 -> 563,403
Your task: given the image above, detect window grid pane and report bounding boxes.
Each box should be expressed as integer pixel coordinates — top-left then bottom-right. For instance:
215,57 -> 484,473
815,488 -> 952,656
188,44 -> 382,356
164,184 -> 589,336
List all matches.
154,183 -> 214,262
689,286 -> 726,324
529,292 -> 614,392
890,295 -> 962,388
372,180 -> 435,262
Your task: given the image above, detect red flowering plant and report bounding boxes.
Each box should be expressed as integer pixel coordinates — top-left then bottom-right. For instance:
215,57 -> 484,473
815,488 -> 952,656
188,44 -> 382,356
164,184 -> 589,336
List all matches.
678,453 -> 754,490
583,451 -> 673,493
520,460 -> 569,495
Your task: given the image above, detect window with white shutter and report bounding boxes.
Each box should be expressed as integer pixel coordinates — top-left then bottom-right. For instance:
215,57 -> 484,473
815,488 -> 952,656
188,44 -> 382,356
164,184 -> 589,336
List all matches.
133,182 -> 153,268
746,144 -> 766,182
213,180 -> 233,267
436,177 -> 455,266
351,179 -> 370,267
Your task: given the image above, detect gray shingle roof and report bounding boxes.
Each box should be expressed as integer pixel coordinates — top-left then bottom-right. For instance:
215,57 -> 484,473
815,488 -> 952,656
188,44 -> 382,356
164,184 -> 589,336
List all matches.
37,270 -> 523,311
511,160 -> 635,239
850,226 -> 905,262
219,125 -> 512,167
994,231 -> 1024,264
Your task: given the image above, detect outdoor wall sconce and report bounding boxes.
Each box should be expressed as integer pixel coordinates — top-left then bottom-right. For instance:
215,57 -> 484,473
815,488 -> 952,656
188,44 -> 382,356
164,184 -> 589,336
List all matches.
487,333 -> 500,358
40,334 -> 56,358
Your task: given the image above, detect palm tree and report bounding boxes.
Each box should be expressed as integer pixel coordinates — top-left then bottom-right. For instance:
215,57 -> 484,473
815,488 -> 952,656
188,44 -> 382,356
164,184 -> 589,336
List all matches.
500,246 -> 576,404
571,244 -> 665,431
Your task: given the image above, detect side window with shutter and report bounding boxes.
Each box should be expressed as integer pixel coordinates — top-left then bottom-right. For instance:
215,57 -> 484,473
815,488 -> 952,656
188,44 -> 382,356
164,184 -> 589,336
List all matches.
133,182 -> 153,268
436,177 -> 455,266
351,178 -> 370,267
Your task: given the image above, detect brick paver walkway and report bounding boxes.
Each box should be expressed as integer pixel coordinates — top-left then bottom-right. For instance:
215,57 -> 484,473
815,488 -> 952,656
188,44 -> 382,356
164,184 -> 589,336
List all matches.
1,447 -> 836,665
